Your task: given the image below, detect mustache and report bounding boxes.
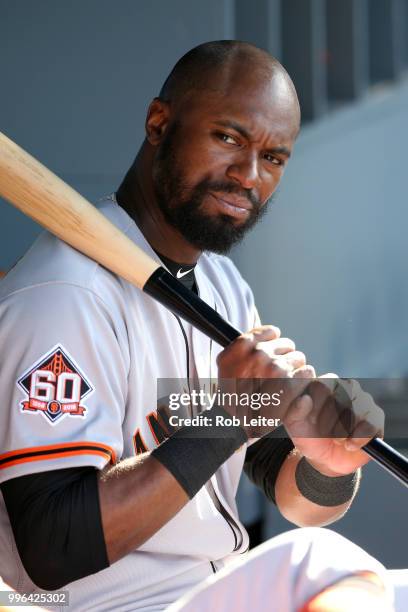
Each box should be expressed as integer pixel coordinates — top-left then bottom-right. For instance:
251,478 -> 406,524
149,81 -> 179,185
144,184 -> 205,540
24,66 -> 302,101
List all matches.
197,180 -> 262,210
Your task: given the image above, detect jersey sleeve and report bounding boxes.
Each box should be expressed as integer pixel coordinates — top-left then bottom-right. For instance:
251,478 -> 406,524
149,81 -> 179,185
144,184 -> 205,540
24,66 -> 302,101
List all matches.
0,282 -> 129,483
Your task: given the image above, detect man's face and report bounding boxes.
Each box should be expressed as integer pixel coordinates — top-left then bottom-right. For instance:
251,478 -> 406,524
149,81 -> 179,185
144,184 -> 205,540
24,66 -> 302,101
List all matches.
151,73 -> 299,254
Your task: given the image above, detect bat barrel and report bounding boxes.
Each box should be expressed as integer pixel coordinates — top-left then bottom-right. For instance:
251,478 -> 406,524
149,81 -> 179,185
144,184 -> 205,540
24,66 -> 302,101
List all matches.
0,131 -> 159,289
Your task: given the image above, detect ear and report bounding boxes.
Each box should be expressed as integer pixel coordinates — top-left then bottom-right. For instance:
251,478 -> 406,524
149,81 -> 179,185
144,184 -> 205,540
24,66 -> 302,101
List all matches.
145,98 -> 171,146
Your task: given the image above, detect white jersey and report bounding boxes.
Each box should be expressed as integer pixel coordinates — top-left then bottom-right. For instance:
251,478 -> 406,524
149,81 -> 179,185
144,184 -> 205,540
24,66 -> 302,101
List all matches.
0,198 -> 259,611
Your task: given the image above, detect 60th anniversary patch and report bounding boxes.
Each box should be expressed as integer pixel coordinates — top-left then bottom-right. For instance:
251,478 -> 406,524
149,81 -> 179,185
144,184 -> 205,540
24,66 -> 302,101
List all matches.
17,345 -> 94,425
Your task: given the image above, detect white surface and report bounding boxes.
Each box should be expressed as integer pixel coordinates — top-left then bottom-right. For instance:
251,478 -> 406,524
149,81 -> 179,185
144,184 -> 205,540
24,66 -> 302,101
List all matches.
167,527 -> 394,612
389,570 -> 408,612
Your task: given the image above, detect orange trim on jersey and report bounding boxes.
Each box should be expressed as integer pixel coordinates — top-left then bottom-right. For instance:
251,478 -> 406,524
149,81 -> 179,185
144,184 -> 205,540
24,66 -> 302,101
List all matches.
146,410 -> 169,445
146,410 -> 159,444
133,428 -> 149,455
0,441 -> 116,470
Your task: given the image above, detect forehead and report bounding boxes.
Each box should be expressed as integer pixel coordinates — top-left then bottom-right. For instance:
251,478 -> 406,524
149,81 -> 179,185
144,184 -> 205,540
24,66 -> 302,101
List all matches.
180,73 -> 299,143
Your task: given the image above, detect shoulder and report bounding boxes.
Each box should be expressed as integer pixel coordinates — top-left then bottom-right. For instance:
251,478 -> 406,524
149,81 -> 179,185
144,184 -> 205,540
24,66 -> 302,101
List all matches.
199,251 -> 255,303
0,199 -> 134,307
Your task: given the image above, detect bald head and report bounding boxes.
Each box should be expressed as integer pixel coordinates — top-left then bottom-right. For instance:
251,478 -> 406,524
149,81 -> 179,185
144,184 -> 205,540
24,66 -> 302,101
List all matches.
117,40 -> 302,258
159,40 -> 300,128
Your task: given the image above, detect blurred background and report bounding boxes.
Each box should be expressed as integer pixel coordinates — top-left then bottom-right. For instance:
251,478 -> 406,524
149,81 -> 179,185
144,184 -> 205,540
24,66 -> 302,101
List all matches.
1,0 -> 408,567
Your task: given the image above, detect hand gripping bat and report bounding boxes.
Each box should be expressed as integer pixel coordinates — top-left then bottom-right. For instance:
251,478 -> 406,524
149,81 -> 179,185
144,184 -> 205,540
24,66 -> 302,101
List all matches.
0,131 -> 407,487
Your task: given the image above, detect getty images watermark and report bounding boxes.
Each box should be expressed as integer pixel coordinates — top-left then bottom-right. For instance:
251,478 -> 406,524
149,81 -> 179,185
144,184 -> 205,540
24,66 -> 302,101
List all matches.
167,387 -> 283,429
155,378 -> 408,440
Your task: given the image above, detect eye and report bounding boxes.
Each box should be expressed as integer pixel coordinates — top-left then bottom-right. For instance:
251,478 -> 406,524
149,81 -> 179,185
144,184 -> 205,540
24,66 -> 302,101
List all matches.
264,153 -> 284,166
215,132 -> 238,145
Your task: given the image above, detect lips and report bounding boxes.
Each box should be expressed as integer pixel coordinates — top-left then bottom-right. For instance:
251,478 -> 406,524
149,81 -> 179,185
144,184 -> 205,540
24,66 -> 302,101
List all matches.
211,192 -> 252,210
208,192 -> 252,218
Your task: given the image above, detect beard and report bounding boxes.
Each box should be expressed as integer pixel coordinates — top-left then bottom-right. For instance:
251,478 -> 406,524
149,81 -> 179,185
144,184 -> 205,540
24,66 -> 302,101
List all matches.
152,122 -> 273,254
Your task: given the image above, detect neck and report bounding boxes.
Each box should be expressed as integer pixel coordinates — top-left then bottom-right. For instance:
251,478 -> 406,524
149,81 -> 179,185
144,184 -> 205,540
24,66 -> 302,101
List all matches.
116,142 -> 201,265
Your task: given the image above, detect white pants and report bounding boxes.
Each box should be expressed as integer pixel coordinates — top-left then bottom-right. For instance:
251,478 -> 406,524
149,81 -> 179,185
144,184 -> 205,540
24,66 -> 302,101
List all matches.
389,571 -> 408,612
167,527 -> 395,612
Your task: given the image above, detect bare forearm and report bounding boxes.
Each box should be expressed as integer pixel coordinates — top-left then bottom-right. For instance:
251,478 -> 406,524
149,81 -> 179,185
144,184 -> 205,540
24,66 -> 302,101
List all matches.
98,453 -> 189,563
275,450 -> 357,527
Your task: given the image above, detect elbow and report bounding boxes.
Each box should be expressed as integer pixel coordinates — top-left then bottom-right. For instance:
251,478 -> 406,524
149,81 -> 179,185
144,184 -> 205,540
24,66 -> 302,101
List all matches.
17,545 -> 71,591
282,515 -> 338,528
13,526 -> 109,590
13,528 -> 98,591
277,508 -> 327,528
28,573 -> 68,592
277,502 -> 351,528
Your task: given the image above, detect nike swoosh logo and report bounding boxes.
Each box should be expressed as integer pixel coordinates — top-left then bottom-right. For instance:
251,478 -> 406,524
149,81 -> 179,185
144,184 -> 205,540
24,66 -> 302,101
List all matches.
176,268 -> 194,279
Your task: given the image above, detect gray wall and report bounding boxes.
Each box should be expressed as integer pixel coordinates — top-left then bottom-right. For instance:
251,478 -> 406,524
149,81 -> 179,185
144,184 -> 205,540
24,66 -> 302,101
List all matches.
1,1 -> 408,568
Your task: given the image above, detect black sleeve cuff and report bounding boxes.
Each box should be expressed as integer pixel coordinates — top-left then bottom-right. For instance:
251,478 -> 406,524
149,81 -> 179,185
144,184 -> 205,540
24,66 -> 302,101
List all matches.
152,404 -> 248,499
244,434 -> 294,504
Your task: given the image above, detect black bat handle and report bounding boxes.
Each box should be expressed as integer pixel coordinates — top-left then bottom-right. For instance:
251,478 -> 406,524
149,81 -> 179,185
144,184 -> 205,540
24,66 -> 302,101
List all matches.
144,267 -> 242,346
144,267 -> 408,488
363,438 -> 408,487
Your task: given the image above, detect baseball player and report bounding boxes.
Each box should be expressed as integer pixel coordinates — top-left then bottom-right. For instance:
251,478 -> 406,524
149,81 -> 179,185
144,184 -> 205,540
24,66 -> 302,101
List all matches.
0,41 -> 393,611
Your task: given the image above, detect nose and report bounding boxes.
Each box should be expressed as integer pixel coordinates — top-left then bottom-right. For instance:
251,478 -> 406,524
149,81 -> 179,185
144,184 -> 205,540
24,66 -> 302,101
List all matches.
226,153 -> 260,190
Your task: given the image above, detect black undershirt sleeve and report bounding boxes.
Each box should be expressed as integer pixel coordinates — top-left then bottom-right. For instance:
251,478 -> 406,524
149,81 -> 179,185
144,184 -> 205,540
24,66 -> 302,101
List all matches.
243,433 -> 294,505
1,467 -> 109,591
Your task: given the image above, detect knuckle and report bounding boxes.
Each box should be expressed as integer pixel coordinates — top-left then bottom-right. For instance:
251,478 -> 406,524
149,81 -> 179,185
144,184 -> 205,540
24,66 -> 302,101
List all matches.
278,337 -> 296,350
293,365 -> 315,379
265,358 -> 291,378
252,345 -> 272,362
237,333 -> 255,346
256,324 -> 281,337
319,377 -> 338,395
291,350 -> 306,364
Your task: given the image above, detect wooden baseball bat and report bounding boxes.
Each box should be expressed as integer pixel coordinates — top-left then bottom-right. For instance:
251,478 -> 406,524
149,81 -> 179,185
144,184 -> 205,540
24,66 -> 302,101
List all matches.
0,131 -> 407,487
